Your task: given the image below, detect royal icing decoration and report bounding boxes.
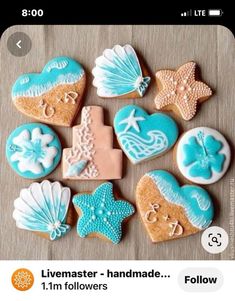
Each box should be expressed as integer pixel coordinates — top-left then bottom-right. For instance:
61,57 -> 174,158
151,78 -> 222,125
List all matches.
12,57 -> 86,127
63,106 -> 123,180
114,105 -> 178,164
13,181 -> 71,240
154,62 -> 212,120
92,44 -> 150,98
73,182 -> 135,244
136,170 -> 214,243
176,127 -> 231,184
6,123 -> 61,179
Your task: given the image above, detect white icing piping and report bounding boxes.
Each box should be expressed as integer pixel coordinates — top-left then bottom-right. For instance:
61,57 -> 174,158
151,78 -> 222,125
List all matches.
13,71 -> 84,99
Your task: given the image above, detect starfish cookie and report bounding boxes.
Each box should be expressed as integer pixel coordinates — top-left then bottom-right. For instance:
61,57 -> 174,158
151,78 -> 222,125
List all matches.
72,182 -> 135,244
154,62 -> 212,120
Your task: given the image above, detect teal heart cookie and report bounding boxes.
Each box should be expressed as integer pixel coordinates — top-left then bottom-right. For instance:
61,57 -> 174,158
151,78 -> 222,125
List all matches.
114,105 -> 178,164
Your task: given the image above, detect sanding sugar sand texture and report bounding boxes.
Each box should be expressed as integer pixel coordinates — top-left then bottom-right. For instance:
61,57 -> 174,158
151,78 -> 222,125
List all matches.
4,41 -> 231,249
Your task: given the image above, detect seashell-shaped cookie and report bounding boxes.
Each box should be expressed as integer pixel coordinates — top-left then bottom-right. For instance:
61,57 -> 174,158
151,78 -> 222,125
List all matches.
13,180 -> 73,241
92,44 -> 150,99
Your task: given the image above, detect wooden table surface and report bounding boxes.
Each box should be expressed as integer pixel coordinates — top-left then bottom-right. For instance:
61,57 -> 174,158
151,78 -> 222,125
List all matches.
0,25 -> 234,260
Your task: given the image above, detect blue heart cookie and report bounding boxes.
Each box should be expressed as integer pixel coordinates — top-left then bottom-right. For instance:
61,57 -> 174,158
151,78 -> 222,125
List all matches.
12,56 -> 86,127
136,170 -> 214,243
114,105 -> 178,164
6,123 -> 61,179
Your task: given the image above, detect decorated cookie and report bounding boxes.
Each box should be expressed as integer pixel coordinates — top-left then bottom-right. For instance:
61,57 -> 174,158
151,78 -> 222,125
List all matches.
6,123 -> 61,179
154,62 -> 212,120
92,44 -> 150,99
136,170 -> 214,243
176,127 -> 230,184
114,105 -> 178,164
13,180 -> 72,240
73,182 -> 135,244
12,56 -> 86,126
63,106 -> 123,179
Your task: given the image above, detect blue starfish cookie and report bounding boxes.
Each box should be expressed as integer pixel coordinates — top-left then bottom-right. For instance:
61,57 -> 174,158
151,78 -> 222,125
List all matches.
72,182 -> 135,244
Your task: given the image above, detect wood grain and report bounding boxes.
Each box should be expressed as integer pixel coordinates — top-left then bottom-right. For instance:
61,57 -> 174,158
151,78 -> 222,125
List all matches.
0,25 -> 234,260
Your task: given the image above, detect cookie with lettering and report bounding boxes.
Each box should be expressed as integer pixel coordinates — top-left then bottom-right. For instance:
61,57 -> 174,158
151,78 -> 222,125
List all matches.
154,62 -> 212,120
63,106 -> 123,180
92,44 -> 150,99
175,127 -> 231,184
13,180 -> 73,240
6,123 -> 61,179
114,105 -> 178,164
12,56 -> 86,126
73,182 -> 135,244
136,170 -> 214,243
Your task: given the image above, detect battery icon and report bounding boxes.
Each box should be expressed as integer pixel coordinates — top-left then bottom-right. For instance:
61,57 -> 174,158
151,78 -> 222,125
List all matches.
208,9 -> 223,16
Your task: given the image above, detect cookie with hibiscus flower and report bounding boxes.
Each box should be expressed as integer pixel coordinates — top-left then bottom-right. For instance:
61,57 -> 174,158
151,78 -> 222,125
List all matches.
175,127 -> 231,184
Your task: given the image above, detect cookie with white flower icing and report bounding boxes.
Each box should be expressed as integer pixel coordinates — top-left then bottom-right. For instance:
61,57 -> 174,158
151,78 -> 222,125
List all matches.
12,56 -> 86,127
92,44 -> 150,99
154,62 -> 212,120
63,106 -> 123,180
175,127 -> 231,184
114,105 -> 178,164
6,123 -> 61,179
13,180 -> 73,241
73,182 -> 135,244
136,170 -> 214,243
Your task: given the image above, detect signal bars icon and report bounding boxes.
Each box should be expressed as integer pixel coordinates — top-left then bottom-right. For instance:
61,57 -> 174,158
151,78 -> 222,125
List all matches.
181,10 -> 192,17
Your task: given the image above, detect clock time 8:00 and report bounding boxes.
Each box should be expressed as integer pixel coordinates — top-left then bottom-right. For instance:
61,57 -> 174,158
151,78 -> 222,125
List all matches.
22,9 -> 44,17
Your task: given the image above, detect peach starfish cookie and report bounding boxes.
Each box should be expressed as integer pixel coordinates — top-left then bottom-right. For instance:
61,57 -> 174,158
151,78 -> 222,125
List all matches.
154,62 -> 212,120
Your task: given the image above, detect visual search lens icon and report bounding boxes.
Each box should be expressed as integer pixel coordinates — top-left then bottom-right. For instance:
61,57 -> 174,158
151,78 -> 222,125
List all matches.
201,226 -> 229,254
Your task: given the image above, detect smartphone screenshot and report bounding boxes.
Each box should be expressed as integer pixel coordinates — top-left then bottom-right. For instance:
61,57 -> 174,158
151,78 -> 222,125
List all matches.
0,4 -> 234,300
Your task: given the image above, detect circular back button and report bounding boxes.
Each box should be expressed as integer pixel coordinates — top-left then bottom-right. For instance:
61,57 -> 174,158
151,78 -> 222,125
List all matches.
7,32 -> 32,57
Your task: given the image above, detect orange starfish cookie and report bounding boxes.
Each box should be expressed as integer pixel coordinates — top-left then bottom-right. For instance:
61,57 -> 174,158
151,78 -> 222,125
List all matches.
154,62 -> 212,120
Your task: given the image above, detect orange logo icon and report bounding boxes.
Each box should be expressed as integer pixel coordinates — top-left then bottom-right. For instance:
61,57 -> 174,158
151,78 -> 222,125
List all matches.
11,268 -> 34,291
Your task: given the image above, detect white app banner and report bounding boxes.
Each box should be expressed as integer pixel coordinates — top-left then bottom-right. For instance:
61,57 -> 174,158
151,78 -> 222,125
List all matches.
0,260 -> 233,301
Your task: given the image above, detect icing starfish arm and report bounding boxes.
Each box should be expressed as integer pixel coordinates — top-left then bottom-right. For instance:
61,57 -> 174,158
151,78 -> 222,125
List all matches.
191,81 -> 212,100
155,70 -> 176,87
176,97 -> 198,120
154,89 -> 176,109
177,62 -> 196,83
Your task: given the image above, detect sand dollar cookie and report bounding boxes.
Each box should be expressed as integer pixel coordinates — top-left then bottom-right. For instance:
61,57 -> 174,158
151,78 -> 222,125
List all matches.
154,62 -> 212,120
12,56 -> 86,126
92,44 -> 150,98
6,123 -> 61,179
73,182 -> 135,244
114,104 -> 178,164
136,170 -> 214,243
63,106 -> 123,180
13,180 -> 73,240
176,127 -> 231,184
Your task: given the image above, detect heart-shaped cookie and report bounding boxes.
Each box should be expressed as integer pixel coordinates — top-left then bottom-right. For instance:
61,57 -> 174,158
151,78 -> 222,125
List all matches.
136,170 -> 214,243
114,105 -> 178,164
12,56 -> 86,127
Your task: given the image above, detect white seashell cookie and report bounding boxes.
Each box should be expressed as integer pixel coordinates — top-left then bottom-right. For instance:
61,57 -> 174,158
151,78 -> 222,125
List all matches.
92,44 -> 150,99
13,180 -> 73,241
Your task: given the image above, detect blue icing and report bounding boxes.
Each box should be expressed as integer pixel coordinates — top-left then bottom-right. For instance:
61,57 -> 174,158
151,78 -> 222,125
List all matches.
12,56 -> 84,98
147,170 -> 214,229
114,105 -> 178,164
183,131 -> 225,179
65,160 -> 88,177
13,181 -> 71,240
6,123 -> 61,179
73,182 -> 135,244
93,45 -> 150,97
